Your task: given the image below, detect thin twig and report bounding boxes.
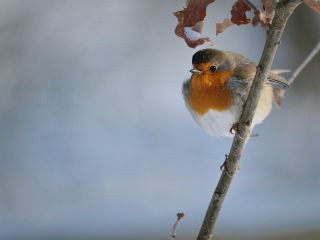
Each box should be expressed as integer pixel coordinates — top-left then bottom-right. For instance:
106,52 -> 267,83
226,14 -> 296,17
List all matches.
243,0 -> 259,12
288,40 -> 320,84
196,1 -> 303,240
170,212 -> 185,240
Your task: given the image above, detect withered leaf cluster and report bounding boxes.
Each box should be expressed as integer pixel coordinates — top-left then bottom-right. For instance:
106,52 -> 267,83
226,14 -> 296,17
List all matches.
174,0 -> 319,48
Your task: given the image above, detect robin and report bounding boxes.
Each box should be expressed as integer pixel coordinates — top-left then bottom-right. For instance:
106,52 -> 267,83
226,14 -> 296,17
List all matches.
183,48 -> 289,138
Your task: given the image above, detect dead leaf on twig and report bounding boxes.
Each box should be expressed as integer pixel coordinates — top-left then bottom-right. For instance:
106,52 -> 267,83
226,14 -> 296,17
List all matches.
304,0 -> 320,13
216,18 -> 234,35
231,0 -> 251,25
252,0 -> 275,30
174,0 -> 215,48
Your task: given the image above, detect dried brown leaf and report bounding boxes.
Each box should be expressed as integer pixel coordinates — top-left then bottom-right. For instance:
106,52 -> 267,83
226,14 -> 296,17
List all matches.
231,0 -> 251,25
304,0 -> 320,13
216,18 -> 234,35
174,0 -> 215,48
177,212 -> 185,220
252,0 -> 275,30
262,0 -> 275,17
252,10 -> 271,29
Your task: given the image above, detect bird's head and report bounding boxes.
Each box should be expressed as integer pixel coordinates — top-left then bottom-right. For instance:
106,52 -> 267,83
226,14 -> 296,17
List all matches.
190,49 -> 233,75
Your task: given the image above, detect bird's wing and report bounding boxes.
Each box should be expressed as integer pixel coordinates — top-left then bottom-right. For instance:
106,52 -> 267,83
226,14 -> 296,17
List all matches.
228,62 -> 290,108
227,61 -> 255,91
230,61 -> 289,89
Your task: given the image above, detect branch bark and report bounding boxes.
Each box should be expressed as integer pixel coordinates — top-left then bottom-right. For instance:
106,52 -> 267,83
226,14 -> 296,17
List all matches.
196,1 -> 303,240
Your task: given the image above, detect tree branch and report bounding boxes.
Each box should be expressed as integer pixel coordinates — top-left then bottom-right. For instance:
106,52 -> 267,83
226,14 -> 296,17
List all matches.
243,0 -> 259,12
196,1 -> 303,240
288,40 -> 320,84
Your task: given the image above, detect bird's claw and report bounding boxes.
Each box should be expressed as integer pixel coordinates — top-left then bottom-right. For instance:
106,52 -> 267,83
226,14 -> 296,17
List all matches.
230,123 -> 245,139
229,123 -> 239,135
230,123 -> 259,139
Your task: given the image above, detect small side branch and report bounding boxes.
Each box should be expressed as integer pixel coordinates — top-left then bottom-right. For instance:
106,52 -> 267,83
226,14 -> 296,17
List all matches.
288,40 -> 320,84
243,0 -> 259,12
170,212 -> 185,240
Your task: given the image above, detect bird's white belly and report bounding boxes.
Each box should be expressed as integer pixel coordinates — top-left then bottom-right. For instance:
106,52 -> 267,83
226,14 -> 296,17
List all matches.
185,85 -> 273,138
192,108 -> 239,138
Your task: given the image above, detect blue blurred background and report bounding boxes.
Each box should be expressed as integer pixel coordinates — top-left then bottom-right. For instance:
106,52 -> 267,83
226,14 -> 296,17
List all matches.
0,0 -> 319,239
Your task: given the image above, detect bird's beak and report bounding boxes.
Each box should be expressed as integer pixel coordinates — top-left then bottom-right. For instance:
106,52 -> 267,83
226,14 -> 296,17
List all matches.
190,68 -> 202,74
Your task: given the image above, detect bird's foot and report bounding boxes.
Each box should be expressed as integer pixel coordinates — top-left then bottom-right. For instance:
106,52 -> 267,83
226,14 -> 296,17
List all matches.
230,123 -> 244,140
229,123 -> 239,135
230,123 -> 258,139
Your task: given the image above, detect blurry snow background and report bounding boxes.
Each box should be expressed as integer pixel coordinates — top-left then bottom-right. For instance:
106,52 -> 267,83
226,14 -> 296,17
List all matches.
0,0 -> 319,239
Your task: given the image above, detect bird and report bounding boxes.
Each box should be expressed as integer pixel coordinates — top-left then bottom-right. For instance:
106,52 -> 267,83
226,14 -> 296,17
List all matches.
183,48 -> 289,138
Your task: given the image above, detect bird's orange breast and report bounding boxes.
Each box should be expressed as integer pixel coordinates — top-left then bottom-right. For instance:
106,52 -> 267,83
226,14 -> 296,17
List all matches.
189,70 -> 234,115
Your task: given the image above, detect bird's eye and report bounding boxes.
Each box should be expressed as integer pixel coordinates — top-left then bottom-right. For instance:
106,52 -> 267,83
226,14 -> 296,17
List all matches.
209,66 -> 217,72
